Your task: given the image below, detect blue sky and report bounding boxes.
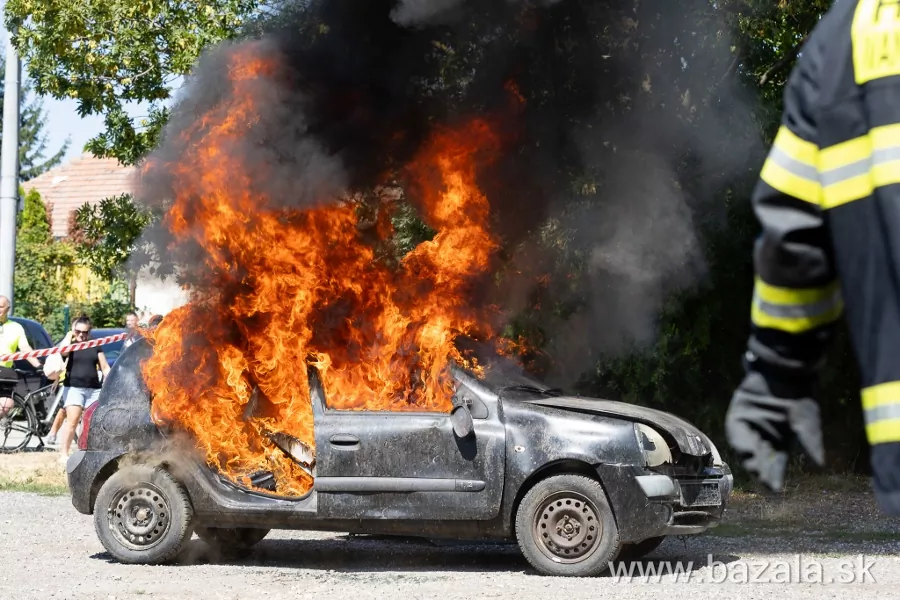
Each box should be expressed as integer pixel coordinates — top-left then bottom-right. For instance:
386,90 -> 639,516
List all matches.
42,96 -> 106,164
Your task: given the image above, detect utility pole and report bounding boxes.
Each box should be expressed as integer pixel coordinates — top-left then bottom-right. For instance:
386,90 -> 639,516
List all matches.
0,32 -> 19,312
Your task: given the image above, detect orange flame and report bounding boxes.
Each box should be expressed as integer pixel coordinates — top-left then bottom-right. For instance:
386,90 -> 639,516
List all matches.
140,44 -> 505,496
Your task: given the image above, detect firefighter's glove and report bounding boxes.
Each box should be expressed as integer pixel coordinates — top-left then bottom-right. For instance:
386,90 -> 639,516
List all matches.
725,370 -> 824,493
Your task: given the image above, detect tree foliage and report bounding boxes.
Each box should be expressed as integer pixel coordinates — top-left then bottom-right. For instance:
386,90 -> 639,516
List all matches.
4,0 -> 261,165
70,193 -> 155,295
13,188 -> 76,338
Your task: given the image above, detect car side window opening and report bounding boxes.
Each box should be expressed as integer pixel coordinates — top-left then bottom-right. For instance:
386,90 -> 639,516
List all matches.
321,378 -> 488,417
21,322 -> 37,349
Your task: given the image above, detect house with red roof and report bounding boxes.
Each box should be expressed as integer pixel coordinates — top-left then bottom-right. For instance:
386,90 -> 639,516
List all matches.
22,153 -> 187,318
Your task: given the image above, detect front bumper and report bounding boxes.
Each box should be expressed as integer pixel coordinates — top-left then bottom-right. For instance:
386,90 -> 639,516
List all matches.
635,465 -> 734,503
634,464 -> 733,533
595,462 -> 732,543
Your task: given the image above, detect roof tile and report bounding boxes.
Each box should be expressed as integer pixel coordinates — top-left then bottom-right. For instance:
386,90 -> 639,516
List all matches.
22,152 -> 136,238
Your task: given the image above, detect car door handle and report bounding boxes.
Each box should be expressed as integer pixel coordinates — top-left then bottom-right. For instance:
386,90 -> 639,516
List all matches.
330,434 -> 360,447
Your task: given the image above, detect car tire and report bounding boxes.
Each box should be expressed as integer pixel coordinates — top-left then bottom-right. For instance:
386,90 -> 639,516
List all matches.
515,474 -> 620,577
616,536 -> 666,561
94,465 -> 194,565
194,526 -> 270,559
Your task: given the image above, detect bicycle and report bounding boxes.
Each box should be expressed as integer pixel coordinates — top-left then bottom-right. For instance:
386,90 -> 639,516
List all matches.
0,369 -> 72,453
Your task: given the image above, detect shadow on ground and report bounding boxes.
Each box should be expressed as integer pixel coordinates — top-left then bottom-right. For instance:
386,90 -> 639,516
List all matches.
90,533 -> 750,576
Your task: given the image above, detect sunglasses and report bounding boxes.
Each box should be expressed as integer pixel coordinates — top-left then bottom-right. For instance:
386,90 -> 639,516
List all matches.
73,329 -> 90,336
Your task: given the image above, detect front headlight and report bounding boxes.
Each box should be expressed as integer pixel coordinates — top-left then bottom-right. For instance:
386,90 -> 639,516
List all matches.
634,423 -> 673,467
707,436 -> 723,466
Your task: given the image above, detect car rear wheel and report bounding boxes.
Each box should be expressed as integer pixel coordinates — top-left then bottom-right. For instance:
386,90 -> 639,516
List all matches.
616,536 -> 666,561
94,465 -> 194,564
195,526 -> 270,559
515,474 -> 620,577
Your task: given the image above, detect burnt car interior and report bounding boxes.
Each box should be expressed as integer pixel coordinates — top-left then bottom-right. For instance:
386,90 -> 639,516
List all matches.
205,348 -> 555,503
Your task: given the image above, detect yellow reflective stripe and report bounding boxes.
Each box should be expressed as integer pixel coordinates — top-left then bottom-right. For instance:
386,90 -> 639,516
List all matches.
759,125 -> 822,205
751,278 -> 843,334
818,124 -> 900,208
852,0 -> 900,85
750,302 -> 843,333
823,176 -> 873,208
861,381 -> 900,410
772,125 -> 818,167
861,382 -> 900,444
753,277 -> 840,306
873,159 -> 900,188
819,135 -> 871,172
866,419 -> 900,444
760,162 -> 822,205
870,123 -> 900,149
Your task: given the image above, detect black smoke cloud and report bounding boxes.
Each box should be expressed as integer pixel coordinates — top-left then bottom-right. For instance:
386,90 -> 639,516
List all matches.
389,0 -> 563,26
134,0 -> 761,387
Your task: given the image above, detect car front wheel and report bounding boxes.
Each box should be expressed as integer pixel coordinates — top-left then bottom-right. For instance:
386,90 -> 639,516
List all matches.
94,465 -> 194,564
515,474 -> 620,577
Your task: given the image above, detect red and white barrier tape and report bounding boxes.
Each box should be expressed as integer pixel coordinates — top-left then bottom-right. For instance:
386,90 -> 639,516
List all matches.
0,332 -> 129,362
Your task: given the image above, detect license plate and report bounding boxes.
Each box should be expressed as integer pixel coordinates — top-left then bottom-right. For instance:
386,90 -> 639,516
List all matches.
679,482 -> 721,507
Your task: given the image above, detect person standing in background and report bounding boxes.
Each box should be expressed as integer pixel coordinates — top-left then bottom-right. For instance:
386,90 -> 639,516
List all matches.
57,315 -> 110,463
123,311 -> 139,349
0,295 -> 43,420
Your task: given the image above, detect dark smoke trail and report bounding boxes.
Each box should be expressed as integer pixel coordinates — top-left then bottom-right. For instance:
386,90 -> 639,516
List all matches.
134,0 -> 762,387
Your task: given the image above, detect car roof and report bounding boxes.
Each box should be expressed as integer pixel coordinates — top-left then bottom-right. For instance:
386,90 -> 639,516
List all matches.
9,316 -> 44,327
9,316 -> 53,349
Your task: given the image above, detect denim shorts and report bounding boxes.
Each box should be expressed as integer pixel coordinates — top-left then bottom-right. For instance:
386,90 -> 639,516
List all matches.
62,386 -> 101,409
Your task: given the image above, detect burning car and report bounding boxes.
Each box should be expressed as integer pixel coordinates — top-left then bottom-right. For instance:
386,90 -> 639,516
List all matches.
67,339 -> 732,577
63,26 -> 738,577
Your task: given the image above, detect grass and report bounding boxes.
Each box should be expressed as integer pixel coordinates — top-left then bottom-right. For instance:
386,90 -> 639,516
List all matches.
0,452 -> 70,496
0,480 -> 69,495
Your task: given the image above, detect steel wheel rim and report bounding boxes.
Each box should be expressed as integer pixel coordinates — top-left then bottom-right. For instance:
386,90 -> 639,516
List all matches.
107,483 -> 172,551
532,490 -> 602,564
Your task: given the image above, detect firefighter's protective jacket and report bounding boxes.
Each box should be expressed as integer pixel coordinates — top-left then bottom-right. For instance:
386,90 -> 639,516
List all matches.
746,0 -> 900,515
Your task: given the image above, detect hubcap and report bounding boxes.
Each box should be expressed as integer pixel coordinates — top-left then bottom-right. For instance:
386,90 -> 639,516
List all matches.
532,491 -> 602,563
107,483 -> 171,551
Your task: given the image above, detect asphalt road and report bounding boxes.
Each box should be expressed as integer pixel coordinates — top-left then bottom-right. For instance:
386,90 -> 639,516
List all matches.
1,492 -> 899,599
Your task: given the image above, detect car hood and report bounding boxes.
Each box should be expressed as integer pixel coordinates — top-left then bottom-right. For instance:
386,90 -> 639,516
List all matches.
519,396 -> 712,456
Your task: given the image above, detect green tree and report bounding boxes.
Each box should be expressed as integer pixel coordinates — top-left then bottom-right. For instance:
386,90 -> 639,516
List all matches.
6,0 -> 868,476
70,193 -> 155,304
13,188 -> 76,339
4,0 -> 262,165
0,56 -> 70,180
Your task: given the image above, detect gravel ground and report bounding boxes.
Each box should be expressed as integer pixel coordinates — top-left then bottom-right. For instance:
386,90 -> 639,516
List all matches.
1,491 -> 899,600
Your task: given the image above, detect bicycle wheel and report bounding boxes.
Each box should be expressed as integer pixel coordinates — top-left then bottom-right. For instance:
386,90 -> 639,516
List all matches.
0,393 -> 37,453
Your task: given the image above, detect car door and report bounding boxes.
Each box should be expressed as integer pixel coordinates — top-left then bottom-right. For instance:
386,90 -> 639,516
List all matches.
311,370 -> 506,521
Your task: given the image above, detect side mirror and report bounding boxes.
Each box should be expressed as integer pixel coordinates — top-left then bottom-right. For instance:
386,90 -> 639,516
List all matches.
450,403 -> 474,438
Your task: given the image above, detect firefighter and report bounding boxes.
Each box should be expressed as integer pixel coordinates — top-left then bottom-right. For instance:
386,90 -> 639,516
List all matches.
725,0 -> 900,517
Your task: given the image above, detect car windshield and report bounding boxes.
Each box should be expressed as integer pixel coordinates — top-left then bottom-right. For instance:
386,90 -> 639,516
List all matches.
452,337 -> 563,397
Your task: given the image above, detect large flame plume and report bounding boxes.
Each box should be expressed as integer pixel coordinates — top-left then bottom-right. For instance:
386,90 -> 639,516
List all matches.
140,43 -> 506,496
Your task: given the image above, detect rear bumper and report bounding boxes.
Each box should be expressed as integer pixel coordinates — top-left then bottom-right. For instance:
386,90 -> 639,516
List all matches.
66,449 -> 123,515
